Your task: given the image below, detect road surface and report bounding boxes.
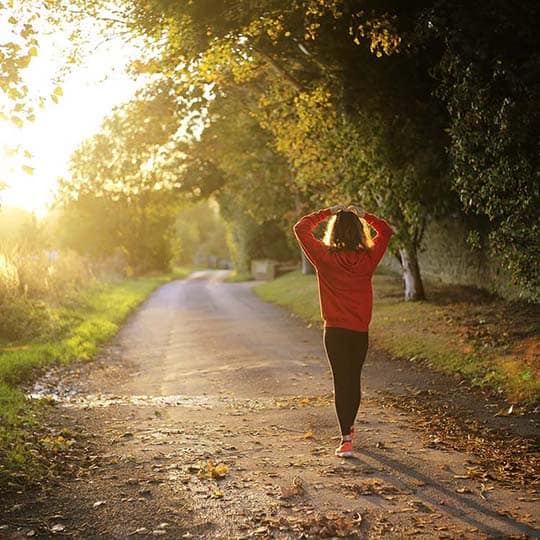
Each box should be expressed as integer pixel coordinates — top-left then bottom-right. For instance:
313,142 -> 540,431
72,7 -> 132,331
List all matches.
2,270 -> 538,539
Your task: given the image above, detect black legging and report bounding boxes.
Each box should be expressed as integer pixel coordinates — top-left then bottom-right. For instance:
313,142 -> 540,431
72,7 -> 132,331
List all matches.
323,327 -> 369,436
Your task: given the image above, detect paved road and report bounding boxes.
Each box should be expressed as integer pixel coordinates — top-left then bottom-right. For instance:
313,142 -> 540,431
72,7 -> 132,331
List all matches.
2,270 -> 539,539
116,270 -> 331,400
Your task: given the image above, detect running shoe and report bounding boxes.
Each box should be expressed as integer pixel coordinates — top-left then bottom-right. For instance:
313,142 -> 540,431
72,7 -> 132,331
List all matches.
335,439 -> 353,458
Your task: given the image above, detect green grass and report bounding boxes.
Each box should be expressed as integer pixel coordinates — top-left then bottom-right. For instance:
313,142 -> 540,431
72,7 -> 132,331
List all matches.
225,270 -> 254,283
0,267 -> 194,483
254,270 -> 539,405
255,270 -> 320,322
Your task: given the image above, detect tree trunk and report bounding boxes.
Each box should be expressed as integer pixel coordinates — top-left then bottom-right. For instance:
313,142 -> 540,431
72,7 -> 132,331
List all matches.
293,184 -> 315,275
398,245 -> 425,301
301,252 -> 315,275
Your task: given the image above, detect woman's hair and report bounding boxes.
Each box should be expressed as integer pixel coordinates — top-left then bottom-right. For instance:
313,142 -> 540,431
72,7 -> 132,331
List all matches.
323,210 -> 374,252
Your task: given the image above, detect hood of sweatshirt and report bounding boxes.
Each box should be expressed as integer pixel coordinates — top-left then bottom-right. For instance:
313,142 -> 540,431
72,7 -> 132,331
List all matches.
331,249 -> 372,276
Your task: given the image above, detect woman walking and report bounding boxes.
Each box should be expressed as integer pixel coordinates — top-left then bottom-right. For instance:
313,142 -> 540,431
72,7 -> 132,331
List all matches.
293,204 -> 394,457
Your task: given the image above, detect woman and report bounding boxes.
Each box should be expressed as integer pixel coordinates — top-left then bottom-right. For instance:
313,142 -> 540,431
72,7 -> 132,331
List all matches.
293,204 -> 394,457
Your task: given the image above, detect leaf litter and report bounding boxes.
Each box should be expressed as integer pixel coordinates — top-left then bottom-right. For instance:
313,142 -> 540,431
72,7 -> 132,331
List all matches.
378,391 -> 539,490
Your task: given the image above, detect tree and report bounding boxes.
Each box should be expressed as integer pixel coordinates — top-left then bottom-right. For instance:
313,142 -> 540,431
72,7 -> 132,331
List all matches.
173,200 -> 230,266
418,0 -> 540,298
96,0 -> 457,299
0,1 -> 93,173
180,90 -> 298,272
74,0 -> 538,298
56,82 -> 185,272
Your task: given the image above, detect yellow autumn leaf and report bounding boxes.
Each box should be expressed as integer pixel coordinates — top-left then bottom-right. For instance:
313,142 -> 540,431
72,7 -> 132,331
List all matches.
212,489 -> 224,498
11,115 -> 23,128
29,46 -> 38,56
8,16 -> 17,24
22,165 -> 35,175
53,86 -> 63,96
303,430 -> 314,438
19,55 -> 32,68
213,463 -> 229,477
197,460 -> 229,479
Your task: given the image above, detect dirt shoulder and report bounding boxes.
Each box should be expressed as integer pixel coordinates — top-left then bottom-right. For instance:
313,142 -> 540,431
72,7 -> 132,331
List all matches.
1,272 -> 538,539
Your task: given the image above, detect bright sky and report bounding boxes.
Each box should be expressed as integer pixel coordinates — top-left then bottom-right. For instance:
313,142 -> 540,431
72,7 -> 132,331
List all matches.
0,20 -> 142,217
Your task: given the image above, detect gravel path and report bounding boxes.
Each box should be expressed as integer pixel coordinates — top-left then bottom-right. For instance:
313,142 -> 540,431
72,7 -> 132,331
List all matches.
2,270 -> 538,539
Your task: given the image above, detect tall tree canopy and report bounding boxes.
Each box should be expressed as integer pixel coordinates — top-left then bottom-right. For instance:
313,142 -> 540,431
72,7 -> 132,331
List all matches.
51,0 -> 539,299
417,0 -> 540,292
56,82 -> 185,272
110,0 -> 457,299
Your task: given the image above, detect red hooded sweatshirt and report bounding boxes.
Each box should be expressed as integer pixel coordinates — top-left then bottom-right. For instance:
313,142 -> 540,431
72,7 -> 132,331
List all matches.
293,208 -> 394,332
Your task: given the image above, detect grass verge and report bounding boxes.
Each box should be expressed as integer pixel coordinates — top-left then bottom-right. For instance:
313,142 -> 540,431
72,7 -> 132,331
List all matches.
225,270 -> 254,283
254,269 -> 539,405
0,268 -> 193,484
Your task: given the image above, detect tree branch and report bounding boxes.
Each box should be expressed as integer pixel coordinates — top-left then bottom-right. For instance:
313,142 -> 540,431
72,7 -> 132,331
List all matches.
251,46 -> 304,93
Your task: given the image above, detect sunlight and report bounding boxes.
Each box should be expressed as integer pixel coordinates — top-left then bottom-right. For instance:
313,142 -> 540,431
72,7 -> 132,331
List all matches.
0,26 -> 141,217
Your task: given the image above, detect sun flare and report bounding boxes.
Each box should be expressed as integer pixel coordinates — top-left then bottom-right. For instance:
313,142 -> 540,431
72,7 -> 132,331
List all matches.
0,28 -> 140,217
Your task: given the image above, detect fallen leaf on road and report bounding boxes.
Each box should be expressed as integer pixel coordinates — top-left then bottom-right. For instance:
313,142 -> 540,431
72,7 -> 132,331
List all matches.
303,430 -> 313,439
197,460 -> 229,479
345,479 -> 409,499
280,476 -> 305,499
92,500 -> 106,508
408,500 -> 433,513
127,527 -> 148,536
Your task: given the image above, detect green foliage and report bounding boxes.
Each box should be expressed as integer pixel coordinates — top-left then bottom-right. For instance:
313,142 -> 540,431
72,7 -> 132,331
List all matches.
219,194 -> 256,275
219,191 -> 295,274
99,0 -> 455,298
173,89 -> 298,272
0,207 -> 37,239
0,272 -> 186,483
0,4 -> 40,126
173,200 -> 229,266
417,0 -> 540,297
57,83 -> 185,273
0,298 -> 59,343
0,383 -> 29,481
0,210 -> 95,343
50,0 -> 540,297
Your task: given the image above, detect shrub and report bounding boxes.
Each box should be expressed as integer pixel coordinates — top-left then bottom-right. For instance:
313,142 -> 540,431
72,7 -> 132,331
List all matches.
0,253 -> 19,303
48,250 -> 94,299
0,298 -> 59,343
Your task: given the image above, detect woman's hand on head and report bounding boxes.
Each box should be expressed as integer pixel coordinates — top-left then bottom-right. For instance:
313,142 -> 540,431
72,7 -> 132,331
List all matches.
330,204 -> 346,215
347,204 -> 366,217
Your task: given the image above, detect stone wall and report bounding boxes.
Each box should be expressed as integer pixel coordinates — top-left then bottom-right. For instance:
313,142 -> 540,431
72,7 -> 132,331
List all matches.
380,216 -> 538,303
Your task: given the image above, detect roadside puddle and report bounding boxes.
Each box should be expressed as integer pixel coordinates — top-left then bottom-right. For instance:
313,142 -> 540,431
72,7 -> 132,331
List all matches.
27,390 -> 276,410
27,372 -> 335,411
